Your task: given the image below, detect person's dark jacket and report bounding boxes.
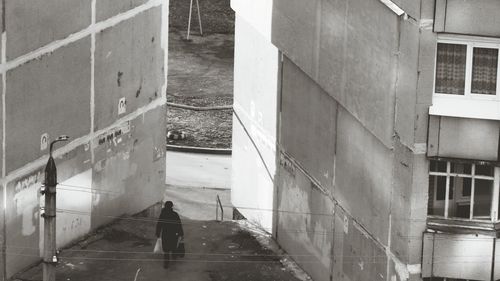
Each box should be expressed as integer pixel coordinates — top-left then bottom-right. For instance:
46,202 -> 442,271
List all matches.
156,207 -> 184,252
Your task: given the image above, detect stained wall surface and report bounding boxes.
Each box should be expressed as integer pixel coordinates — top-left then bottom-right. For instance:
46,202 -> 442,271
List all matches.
271,1 -> 428,280
1,0 -> 168,278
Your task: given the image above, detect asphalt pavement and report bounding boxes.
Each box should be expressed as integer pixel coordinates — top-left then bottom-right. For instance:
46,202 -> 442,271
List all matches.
165,151 -> 231,189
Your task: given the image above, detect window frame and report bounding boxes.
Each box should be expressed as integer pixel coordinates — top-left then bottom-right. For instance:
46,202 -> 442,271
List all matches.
428,159 -> 500,222
430,35 -> 500,120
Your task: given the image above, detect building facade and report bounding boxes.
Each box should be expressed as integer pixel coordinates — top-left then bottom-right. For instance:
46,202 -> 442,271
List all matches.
231,0 -> 500,280
0,0 -> 168,279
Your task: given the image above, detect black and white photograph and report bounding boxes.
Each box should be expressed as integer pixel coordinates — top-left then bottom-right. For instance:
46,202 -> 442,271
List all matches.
0,0 -> 497,281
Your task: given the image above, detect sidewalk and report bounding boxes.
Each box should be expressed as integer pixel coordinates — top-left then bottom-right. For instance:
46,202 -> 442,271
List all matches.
165,151 -> 231,189
13,197 -> 310,281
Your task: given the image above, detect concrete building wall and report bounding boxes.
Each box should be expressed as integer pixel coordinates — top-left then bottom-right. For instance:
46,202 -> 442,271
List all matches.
231,0 -> 279,231
1,0 -> 168,278
270,1 -> 427,281
434,0 -> 500,37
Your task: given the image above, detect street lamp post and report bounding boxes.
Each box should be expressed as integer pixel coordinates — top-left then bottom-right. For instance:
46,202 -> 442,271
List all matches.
41,135 -> 69,281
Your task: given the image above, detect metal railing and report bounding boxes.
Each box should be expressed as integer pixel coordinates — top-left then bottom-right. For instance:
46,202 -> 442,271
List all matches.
216,194 -> 224,221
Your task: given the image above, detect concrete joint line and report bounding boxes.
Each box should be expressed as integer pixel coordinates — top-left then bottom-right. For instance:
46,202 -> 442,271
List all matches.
90,0 -> 97,164
0,0 -> 163,73
1,96 -> 165,184
161,0 -> 168,101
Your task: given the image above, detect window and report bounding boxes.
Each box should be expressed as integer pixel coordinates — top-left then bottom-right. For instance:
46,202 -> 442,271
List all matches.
435,43 -> 498,96
430,35 -> 500,120
428,159 -> 499,221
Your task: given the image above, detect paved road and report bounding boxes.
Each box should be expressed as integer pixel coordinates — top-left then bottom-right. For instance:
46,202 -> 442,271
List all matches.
165,151 -> 231,189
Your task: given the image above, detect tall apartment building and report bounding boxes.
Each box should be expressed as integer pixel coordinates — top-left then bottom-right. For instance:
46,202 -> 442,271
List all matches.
0,0 -> 168,279
231,0 -> 500,280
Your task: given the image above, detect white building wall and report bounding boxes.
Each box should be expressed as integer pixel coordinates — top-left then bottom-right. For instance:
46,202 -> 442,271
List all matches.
231,2 -> 279,231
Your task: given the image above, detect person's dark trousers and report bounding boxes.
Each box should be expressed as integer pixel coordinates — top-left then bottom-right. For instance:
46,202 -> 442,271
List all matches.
163,251 -> 171,268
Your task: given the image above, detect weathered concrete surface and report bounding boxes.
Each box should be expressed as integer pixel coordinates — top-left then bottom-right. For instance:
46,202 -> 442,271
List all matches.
422,232 -> 494,280
5,142 -> 91,277
2,1 -> 167,278
91,106 -> 166,229
232,121 -> 274,230
281,57 -> 336,191
5,0 -> 91,60
96,0 -> 149,21
333,206 -> 387,281
394,19 -> 420,147
334,107 -> 393,243
14,217 -> 308,281
272,0 -> 405,147
435,0 -> 500,37
95,7 -> 164,130
276,160 -> 335,281
427,116 -> 500,161
165,151 -> 231,189
5,38 -> 91,173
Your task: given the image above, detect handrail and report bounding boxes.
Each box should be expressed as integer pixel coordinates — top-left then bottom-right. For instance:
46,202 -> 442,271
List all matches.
216,194 -> 224,221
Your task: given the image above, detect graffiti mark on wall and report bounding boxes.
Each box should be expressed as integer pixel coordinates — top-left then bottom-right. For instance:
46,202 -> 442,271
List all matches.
13,171 -> 43,236
97,121 -> 131,147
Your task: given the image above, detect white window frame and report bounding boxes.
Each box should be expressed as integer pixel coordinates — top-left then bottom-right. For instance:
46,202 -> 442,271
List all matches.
428,160 -> 500,222
430,34 -> 500,120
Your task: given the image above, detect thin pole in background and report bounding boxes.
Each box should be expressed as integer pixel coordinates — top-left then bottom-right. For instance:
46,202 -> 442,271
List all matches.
186,0 -> 203,40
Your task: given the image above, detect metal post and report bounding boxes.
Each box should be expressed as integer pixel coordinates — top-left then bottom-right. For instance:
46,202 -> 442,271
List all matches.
195,0 -> 203,36
186,0 -> 194,40
42,136 -> 69,281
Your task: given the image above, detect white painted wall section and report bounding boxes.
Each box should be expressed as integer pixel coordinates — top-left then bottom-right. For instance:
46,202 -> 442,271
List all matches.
231,14 -> 279,231
231,0 -> 273,41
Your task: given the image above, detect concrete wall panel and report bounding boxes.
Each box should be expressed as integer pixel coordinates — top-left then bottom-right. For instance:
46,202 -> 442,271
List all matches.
5,38 -> 91,173
271,0 -> 319,79
273,0 -> 400,146
334,107 -> 393,242
340,217 -> 387,281
233,15 -> 278,174
6,142 -> 91,278
91,106 -> 165,229
438,117 -> 499,161
422,232 -> 494,280
276,160 -> 335,281
97,0 -> 149,22
5,168 -> 44,277
231,12 -> 279,231
394,20 -> 419,146
5,0 -> 91,59
95,7 -> 164,130
390,140 -> 413,263
232,120 -> 274,230
408,154 -> 428,265
441,0 -> 500,37
281,57 -> 336,191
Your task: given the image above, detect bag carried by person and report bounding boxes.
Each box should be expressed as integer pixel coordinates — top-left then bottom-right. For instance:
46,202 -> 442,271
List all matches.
174,237 -> 185,258
153,238 -> 163,254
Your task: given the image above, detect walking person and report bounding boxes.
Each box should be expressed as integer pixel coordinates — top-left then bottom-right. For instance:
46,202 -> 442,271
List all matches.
156,201 -> 184,269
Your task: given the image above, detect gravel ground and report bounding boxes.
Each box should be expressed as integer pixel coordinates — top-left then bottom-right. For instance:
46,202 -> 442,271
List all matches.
169,0 -> 234,34
167,95 -> 232,149
167,0 -> 234,149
